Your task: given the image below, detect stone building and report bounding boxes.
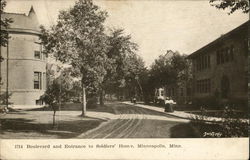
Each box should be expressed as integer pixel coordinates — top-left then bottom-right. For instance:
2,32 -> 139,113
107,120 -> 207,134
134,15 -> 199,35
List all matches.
187,21 -> 248,109
0,7 -> 47,108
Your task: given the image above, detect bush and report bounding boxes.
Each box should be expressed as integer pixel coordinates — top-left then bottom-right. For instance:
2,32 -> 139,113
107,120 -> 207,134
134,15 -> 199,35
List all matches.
220,107 -> 248,137
190,106 -> 249,137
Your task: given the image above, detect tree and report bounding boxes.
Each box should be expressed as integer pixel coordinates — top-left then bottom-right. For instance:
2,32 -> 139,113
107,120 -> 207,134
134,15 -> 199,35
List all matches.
40,80 -> 60,126
101,29 -> 144,103
0,0 -> 13,48
124,53 -> 145,100
209,0 -> 249,14
40,0 -> 108,116
0,0 -> 13,112
40,66 -> 78,126
149,50 -> 189,90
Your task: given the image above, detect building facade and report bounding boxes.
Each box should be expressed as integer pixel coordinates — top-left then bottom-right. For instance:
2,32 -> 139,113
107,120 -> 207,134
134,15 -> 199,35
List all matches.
187,21 -> 248,109
0,7 -> 47,108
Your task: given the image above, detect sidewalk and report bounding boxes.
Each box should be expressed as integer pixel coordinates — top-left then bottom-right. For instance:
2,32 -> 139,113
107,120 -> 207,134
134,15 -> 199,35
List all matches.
123,102 -> 248,122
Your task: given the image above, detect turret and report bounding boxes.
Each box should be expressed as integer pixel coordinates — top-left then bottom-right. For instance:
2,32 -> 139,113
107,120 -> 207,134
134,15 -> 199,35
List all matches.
28,6 -> 39,30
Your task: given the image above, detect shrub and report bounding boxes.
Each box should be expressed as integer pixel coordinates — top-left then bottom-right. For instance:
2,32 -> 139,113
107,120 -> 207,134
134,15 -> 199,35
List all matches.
190,106 -> 249,137
220,107 -> 248,137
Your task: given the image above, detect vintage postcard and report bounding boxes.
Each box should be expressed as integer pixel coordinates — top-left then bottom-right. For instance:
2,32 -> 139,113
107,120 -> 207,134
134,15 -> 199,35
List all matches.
0,0 -> 249,159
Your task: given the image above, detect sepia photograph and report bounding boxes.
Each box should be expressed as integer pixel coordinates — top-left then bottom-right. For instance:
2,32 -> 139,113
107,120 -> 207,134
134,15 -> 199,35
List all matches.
0,0 -> 249,159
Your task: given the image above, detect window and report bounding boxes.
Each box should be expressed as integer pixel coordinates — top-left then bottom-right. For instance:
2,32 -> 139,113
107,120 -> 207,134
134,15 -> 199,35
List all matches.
196,54 -> 210,72
221,49 -> 224,64
34,72 -> 42,89
160,90 -> 164,96
36,99 -> 43,105
208,55 -> 210,68
204,55 -> 207,69
230,45 -> 234,61
217,45 -> 234,65
224,47 -> 229,62
34,51 -> 41,59
216,51 -> 220,65
196,79 -> 211,93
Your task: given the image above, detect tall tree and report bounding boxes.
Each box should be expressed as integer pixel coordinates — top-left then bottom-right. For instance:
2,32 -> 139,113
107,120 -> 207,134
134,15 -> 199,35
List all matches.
100,29 -> 143,104
0,0 -> 13,109
0,0 -> 13,48
150,50 -> 189,88
209,0 -> 249,14
40,0 -> 108,116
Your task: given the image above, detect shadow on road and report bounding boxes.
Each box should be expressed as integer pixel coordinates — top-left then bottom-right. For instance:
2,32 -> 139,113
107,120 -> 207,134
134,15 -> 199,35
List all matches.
170,123 -> 201,138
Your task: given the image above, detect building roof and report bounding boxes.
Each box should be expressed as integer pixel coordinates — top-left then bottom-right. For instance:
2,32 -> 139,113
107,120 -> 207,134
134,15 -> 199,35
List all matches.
1,6 -> 40,33
187,20 -> 249,59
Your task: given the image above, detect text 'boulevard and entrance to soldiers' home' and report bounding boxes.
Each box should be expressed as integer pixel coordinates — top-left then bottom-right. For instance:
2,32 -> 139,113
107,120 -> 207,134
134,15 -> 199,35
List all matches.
0,0 -> 249,139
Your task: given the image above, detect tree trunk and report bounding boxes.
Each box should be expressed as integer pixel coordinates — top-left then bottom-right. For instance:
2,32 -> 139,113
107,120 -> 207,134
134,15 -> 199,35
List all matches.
53,110 -> 56,127
99,89 -> 104,106
81,82 -> 86,116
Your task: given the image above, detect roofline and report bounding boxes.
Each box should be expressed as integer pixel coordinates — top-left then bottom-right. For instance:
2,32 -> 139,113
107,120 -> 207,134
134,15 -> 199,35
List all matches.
2,28 -> 41,35
187,20 -> 249,59
2,12 -> 27,16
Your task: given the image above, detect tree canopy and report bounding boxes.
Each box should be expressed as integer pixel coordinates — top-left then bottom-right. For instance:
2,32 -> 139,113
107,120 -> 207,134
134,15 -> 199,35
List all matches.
0,0 -> 13,56
40,0 -> 109,115
40,0 -> 145,112
149,50 -> 189,88
102,29 -> 144,97
209,0 -> 249,14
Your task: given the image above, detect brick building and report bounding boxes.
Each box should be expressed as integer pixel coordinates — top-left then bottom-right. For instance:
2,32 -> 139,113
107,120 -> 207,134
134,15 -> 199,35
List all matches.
187,21 -> 248,109
0,7 -> 47,108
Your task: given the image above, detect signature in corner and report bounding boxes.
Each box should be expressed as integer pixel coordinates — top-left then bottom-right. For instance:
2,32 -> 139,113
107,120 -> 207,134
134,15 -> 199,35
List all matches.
203,132 -> 222,137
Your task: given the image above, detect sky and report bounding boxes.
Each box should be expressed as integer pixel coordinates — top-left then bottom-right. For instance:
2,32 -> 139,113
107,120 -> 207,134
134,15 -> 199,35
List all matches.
5,0 -> 249,67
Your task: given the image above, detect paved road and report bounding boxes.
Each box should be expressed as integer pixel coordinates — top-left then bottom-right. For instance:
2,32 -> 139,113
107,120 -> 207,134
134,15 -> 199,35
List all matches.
78,102 -> 188,138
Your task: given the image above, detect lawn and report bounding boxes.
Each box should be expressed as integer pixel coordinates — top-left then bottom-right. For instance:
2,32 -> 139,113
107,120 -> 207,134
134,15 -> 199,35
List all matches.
0,103 -> 115,139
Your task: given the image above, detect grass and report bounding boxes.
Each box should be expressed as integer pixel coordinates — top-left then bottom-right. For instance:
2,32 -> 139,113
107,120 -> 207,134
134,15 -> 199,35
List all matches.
0,103 -> 116,139
0,117 -> 103,138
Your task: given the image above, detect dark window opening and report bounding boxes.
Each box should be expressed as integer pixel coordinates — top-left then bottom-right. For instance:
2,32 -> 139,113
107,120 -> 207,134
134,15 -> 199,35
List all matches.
230,45 -> 234,61
34,51 -> 41,59
196,79 -> 211,94
34,72 -> 42,89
